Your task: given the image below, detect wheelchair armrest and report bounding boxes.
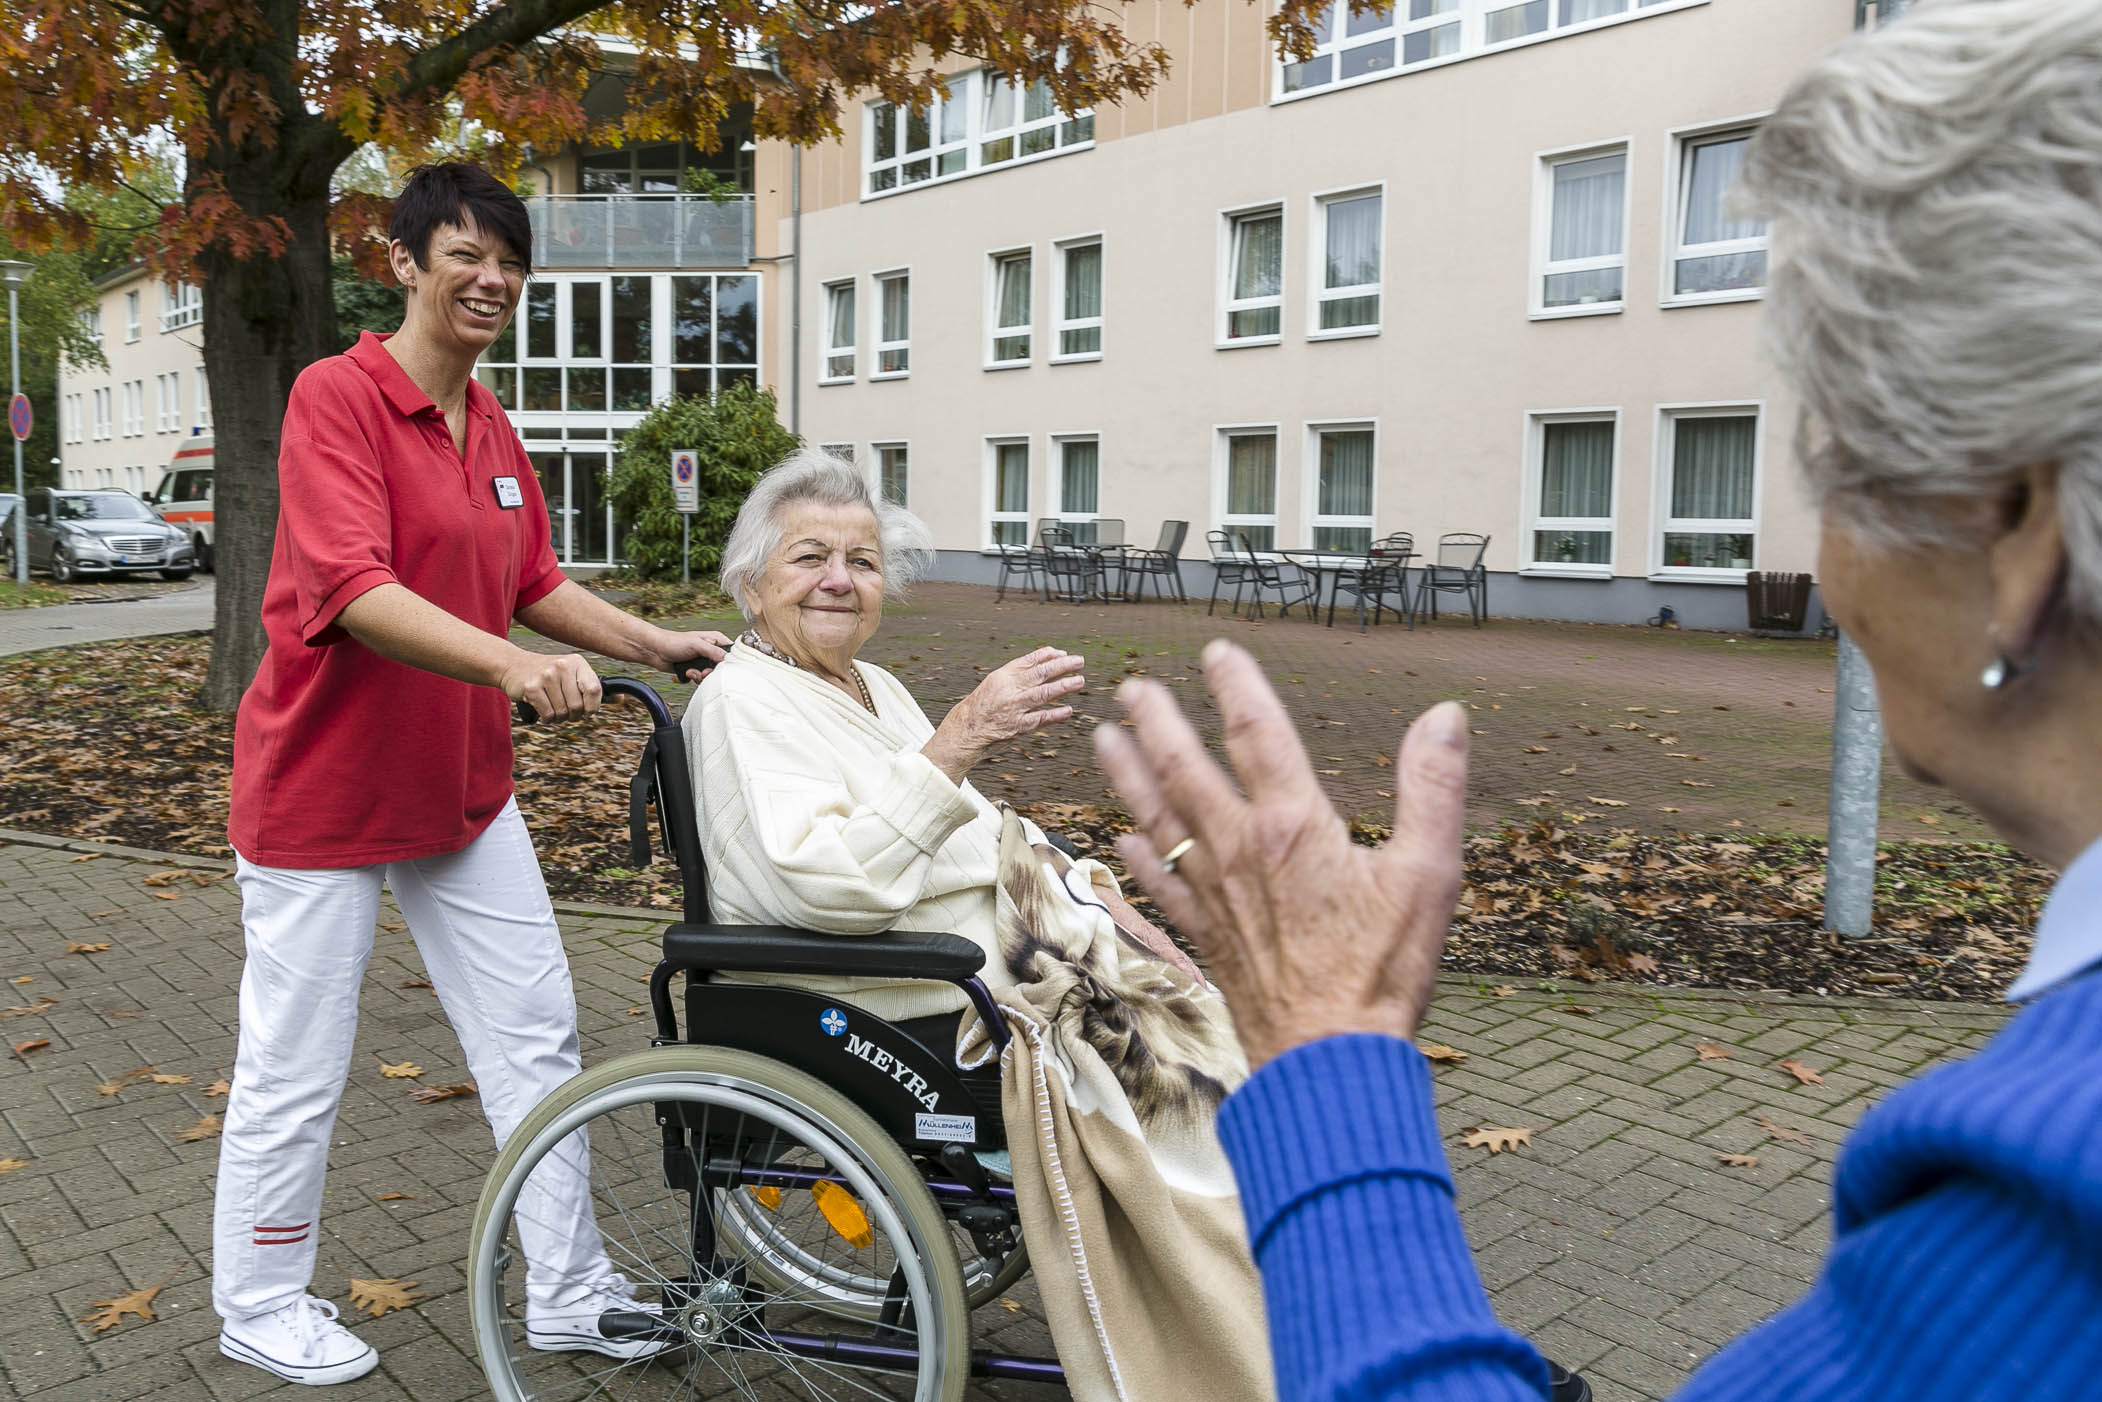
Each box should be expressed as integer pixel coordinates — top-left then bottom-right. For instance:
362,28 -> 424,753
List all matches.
661,922 -> 987,980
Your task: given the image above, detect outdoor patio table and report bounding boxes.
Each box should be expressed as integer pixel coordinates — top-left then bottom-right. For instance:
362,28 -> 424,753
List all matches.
1281,548 -> 1400,627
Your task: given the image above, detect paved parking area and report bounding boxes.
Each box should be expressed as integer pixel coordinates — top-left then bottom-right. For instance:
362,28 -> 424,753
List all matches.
0,830 -> 2009,1401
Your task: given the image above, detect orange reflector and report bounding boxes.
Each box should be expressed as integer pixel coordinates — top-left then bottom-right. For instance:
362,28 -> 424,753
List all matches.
749,1185 -> 783,1210
810,1180 -> 874,1248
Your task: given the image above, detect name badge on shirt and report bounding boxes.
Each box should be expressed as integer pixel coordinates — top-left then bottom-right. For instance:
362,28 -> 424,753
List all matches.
492,475 -> 524,509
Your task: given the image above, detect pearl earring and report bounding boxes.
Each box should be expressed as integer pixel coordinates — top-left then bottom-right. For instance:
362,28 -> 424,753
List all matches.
1981,653 -> 2032,689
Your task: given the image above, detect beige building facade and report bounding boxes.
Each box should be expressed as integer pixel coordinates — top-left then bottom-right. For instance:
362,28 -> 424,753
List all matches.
780,0 -> 1851,627
61,266 -> 211,496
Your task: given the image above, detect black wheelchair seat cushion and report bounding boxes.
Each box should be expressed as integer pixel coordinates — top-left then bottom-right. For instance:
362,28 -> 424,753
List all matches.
662,922 -> 986,981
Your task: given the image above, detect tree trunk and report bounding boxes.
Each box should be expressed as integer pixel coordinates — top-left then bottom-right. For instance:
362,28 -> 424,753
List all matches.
196,171 -> 343,713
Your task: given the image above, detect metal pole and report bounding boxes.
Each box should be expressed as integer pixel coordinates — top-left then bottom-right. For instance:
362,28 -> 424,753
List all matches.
9,283 -> 24,585
682,512 -> 691,586
1825,631 -> 1883,936
789,145 -> 802,437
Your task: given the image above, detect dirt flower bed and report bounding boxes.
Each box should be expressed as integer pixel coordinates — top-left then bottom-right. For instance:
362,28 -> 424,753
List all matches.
0,635 -> 2050,1002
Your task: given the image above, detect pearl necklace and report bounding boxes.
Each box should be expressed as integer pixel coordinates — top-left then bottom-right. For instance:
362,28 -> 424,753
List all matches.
739,630 -> 877,716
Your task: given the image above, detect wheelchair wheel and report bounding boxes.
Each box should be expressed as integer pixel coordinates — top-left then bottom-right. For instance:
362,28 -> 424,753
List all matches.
469,1046 -> 969,1402
718,1163 -> 1030,1311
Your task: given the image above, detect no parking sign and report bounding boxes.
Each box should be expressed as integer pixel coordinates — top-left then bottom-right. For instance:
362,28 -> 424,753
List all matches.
7,394 -> 28,442
670,449 -> 698,513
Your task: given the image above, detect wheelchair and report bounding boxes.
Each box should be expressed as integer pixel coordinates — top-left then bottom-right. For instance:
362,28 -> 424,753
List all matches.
468,676 -> 1056,1402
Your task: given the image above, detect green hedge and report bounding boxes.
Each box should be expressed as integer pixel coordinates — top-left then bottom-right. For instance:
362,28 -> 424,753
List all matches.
609,384 -> 800,581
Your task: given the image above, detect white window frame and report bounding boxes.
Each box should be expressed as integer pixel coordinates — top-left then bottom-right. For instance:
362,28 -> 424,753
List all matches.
82,306 -> 103,349
863,69 -> 1093,200
871,441 -> 910,508
1520,408 -> 1620,578
1661,115 -> 1771,309
195,365 -> 211,429
1217,202 -> 1285,349
1050,433 -> 1102,533
1302,419 -> 1379,551
160,281 -> 201,331
155,372 -> 179,432
1308,184 -> 1384,340
983,435 -> 1032,549
1531,139 -> 1632,320
123,290 -> 141,342
820,278 -> 857,384
984,247 -> 1034,370
91,387 -> 110,440
122,380 -> 144,436
1050,234 -> 1104,364
1652,401 -> 1763,581
1213,423 -> 1283,551
818,442 -> 857,462
871,269 -> 911,380
1273,0 -> 1709,102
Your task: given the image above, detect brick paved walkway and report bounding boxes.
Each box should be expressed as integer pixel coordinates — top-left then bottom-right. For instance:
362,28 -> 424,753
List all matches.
0,830 -> 2009,1401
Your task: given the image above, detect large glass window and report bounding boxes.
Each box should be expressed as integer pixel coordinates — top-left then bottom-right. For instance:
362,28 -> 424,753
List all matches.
1538,148 -> 1627,312
987,250 -> 1032,366
988,440 -> 1030,545
867,80 -> 967,193
1056,437 -> 1100,543
822,280 -> 856,381
1221,431 -> 1279,551
1672,130 -> 1769,299
1053,238 -> 1102,360
1314,190 -> 1381,334
1280,0 -> 1684,98
875,271 -> 910,377
875,443 -> 909,507
866,70 -> 1090,198
1223,208 -> 1284,344
1661,411 -> 1758,571
476,272 -> 755,412
1311,426 -> 1375,552
1528,416 -> 1616,568
672,273 -> 757,399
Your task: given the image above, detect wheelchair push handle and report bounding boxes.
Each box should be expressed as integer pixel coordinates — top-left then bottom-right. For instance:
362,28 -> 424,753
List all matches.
511,653 -> 721,727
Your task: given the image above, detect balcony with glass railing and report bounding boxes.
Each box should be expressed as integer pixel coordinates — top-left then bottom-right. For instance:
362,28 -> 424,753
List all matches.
528,194 -> 755,269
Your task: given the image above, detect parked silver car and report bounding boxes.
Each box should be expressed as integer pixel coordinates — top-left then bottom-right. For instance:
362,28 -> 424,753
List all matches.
1,489 -> 195,582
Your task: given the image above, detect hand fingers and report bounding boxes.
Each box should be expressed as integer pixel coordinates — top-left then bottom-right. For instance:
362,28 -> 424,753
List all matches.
1201,640 -> 1327,808
1385,701 -> 1469,879
1114,676 -> 1247,841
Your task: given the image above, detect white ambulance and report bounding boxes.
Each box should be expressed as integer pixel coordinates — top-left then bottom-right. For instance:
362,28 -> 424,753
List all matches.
149,434 -> 215,573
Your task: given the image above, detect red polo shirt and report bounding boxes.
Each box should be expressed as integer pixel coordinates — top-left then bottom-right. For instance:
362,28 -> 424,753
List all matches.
228,332 -> 565,868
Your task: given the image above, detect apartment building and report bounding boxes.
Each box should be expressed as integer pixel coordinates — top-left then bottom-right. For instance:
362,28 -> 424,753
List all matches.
61,265 -> 210,496
781,0 -> 1852,627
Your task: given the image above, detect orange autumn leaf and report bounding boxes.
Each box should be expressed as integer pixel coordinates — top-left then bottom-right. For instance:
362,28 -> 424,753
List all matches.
1459,1126 -> 1535,1155
1419,1044 -> 1469,1064
204,1079 -> 231,1098
1694,1041 -> 1733,1061
1753,1115 -> 1813,1146
67,942 -> 113,954
1715,1153 -> 1761,1169
176,1114 -> 223,1142
408,1082 -> 477,1104
1778,1059 -> 1825,1086
347,1278 -> 423,1318
376,1058 -> 424,1079
80,1274 -> 175,1333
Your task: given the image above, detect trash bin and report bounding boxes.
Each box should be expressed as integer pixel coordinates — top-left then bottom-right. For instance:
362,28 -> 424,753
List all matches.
1746,571 -> 1813,632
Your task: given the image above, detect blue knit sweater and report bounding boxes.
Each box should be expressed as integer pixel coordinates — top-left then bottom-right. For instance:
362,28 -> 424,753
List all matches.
1216,970 -> 2102,1402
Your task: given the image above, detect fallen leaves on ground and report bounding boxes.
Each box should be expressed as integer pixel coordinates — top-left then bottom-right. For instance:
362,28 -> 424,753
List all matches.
81,1275 -> 176,1332
1694,1041 -> 1733,1061
204,1079 -> 230,1098
347,1278 -> 423,1317
407,1082 -> 477,1104
1459,1126 -> 1535,1155
66,942 -> 112,954
1777,1058 -> 1825,1086
400,977 -> 433,990
1753,1115 -> 1813,1146
376,1058 -> 424,1079
13,1038 -> 49,1056
0,1156 -> 27,1174
1715,1153 -> 1762,1169
376,1193 -> 415,1202
2,995 -> 58,1017
1419,1044 -> 1469,1064
175,1114 -> 222,1142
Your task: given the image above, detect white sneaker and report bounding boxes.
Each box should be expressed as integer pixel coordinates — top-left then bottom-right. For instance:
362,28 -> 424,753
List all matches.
527,1273 -> 682,1359
219,1295 -> 379,1386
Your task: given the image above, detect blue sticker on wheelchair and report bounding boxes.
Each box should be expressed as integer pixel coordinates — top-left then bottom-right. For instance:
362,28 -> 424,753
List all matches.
915,1113 -> 978,1144
819,1008 -> 848,1037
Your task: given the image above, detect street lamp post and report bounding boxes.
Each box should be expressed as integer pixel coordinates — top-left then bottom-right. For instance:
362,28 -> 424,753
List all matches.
0,260 -> 32,586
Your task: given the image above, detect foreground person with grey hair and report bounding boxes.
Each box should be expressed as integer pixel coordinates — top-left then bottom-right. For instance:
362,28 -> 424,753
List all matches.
1094,3 -> 2102,1400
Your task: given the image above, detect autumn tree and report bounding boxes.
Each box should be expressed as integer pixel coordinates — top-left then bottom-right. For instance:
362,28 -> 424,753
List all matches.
1,0 -> 1323,711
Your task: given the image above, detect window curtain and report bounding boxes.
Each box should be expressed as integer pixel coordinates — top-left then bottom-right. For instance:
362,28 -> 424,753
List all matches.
1550,154 -> 1626,261
1064,243 -> 1102,320
1062,440 -> 1100,514
881,277 -> 909,343
997,254 -> 1032,331
1683,137 -> 1765,246
983,77 -> 1015,132
881,447 -> 908,507
1227,435 -> 1277,515
1562,0 -> 1626,22
1671,417 -> 1756,519
1541,421 -> 1614,517
1233,214 -> 1283,299
1324,196 -> 1381,290
827,284 -> 854,351
1318,431 -> 1375,517
996,444 -> 1029,513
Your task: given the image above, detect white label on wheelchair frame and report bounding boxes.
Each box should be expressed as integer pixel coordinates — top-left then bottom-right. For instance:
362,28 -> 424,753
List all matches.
914,1113 -> 978,1144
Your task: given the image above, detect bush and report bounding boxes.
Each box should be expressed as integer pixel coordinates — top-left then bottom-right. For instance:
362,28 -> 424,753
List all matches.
609,384 -> 800,581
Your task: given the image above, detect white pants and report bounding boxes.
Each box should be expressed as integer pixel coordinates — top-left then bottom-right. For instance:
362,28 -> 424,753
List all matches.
212,799 -> 609,1322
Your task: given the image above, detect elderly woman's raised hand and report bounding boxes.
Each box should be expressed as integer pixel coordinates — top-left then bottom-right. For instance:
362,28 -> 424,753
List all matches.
1093,640 -> 1470,1069
922,646 -> 1087,783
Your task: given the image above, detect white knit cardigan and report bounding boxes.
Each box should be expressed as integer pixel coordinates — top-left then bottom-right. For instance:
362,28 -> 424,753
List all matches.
684,642 -> 1100,1022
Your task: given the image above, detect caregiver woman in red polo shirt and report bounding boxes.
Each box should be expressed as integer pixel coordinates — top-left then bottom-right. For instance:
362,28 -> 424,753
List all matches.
211,163 -> 730,1387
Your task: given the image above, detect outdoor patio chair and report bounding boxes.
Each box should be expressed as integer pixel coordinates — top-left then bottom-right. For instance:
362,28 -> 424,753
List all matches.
1412,532 -> 1490,627
1206,528 -> 1254,615
1123,520 -> 1189,602
1332,531 -> 1415,632
993,539 -> 1046,602
1040,523 -> 1103,602
1237,532 -> 1318,621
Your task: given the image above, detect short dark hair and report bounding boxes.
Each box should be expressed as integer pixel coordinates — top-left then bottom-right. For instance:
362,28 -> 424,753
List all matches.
388,163 -> 533,274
